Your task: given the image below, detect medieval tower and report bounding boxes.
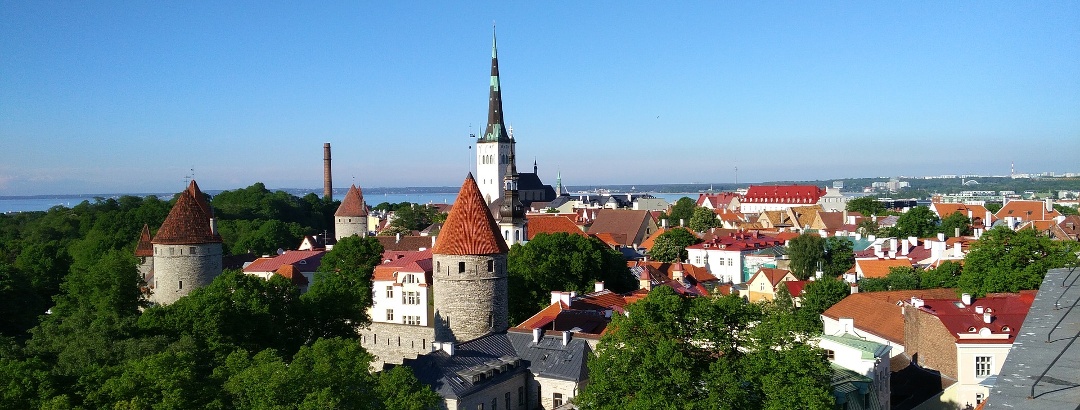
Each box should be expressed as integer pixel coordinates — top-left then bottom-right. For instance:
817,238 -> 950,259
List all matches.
432,173 -> 510,342
476,28 -> 514,204
334,184 -> 368,240
149,180 -> 223,305
498,144 -> 527,246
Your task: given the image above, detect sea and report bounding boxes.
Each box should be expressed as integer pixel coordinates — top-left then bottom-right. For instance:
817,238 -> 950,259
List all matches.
0,192 -> 697,214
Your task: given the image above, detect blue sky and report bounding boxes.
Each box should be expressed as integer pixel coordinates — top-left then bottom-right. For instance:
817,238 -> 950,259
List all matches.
2,2 -> 1078,196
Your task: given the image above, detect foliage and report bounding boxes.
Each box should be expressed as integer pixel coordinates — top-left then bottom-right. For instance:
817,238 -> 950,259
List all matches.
662,197 -> 696,227
786,233 -> 825,280
507,233 -> 635,324
306,236 -> 384,339
823,237 -> 855,277
938,212 -> 972,238
1053,204 -> 1079,216
846,196 -> 886,216
858,261 -> 963,292
920,261 -> 963,289
855,219 -> 879,236
577,287 -> 833,409
985,202 -> 1003,213
891,206 -> 940,238
648,228 -> 701,263
389,203 -> 446,232
687,207 -> 720,232
958,227 -> 1078,296
796,276 -> 851,332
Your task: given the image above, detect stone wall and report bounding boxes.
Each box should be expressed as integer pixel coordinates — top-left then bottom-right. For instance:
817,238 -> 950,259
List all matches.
534,376 -> 583,410
432,253 -> 508,342
150,243 -> 222,305
903,305 -> 958,379
359,322 -> 436,369
335,216 -> 367,241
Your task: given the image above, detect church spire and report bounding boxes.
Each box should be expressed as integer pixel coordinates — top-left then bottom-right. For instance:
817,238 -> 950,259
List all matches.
481,26 -> 510,143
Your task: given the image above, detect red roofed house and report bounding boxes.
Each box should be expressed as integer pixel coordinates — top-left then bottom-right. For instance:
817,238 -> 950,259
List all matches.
740,185 -> 827,214
525,214 -> 586,240
822,288 -> 959,360
242,250 -> 326,289
369,249 -> 434,328
685,231 -> 784,284
995,199 -> 1061,230
744,267 -> 797,302
149,180 -> 223,306
274,264 -> 310,292
696,192 -> 741,212
852,257 -> 914,280
586,209 -> 658,248
902,291 -> 1036,408
930,202 -> 995,232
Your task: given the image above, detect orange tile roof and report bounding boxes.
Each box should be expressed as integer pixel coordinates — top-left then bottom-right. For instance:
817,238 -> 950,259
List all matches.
373,249 -> 432,282
823,288 -> 959,344
591,232 -> 625,247
855,258 -> 914,279
135,224 -> 154,257
243,250 -> 325,273
334,184 -> 368,217
274,264 -> 309,286
432,174 -> 509,255
588,209 -> 652,246
526,215 -> 586,240
628,261 -> 718,283
751,267 -> 793,287
152,180 -> 222,245
995,200 -> 1061,222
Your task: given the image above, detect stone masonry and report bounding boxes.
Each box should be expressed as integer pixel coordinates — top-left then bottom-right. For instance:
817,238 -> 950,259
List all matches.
150,243 -> 222,305
432,253 -> 508,342
360,322 -> 436,369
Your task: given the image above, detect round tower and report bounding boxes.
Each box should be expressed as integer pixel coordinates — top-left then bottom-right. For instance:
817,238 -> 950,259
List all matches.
432,173 -> 510,342
150,181 -> 222,305
334,184 -> 368,240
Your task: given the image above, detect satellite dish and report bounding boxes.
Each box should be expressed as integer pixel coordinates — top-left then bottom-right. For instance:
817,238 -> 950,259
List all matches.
276,248 -> 285,255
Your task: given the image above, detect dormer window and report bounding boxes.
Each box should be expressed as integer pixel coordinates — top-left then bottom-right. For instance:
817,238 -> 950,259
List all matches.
968,326 -> 977,333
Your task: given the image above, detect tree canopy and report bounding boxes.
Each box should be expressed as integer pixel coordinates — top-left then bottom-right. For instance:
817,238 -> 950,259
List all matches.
890,206 -> 940,238
648,228 -> 701,263
688,207 -> 721,232
786,233 -> 825,280
958,227 -> 1078,296
507,233 -> 636,324
846,196 -> 885,216
576,286 -> 834,409
662,197 -> 696,227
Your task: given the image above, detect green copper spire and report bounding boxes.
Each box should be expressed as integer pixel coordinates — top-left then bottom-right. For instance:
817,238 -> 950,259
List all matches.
481,26 -> 511,143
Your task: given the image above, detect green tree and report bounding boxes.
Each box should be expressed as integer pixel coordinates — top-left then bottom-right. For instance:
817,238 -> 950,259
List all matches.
304,236 -> 384,339
823,237 -> 854,277
856,219 -> 880,236
893,206 -> 940,238
858,277 -> 890,292
663,197 -> 696,227
958,227 -> 1077,296
920,261 -> 962,289
884,266 -> 920,290
846,196 -> 885,216
687,207 -> 720,232
787,233 -> 825,280
938,212 -> 972,238
648,228 -> 701,263
390,204 -> 444,232
797,276 -> 850,331
507,233 -> 635,324
985,202 -> 1003,213
1053,204 -> 1078,216
376,365 -> 441,410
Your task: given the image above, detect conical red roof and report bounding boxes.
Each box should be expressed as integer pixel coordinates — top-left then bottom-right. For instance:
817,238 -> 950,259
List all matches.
432,173 -> 508,255
152,180 -> 222,245
334,184 -> 367,217
135,224 -> 154,257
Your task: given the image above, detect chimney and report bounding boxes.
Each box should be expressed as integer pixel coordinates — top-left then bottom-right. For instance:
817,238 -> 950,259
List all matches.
850,283 -> 859,294
955,227 -> 961,238
873,244 -> 883,258
323,142 -> 333,200
396,232 -> 402,243
889,238 -> 898,254
901,239 -> 910,256
594,281 -> 605,292
432,235 -> 437,247
937,232 -> 945,242
839,317 -> 854,333
210,217 -> 218,236
815,270 -> 823,279
532,328 -> 543,344
443,342 -> 455,355
975,305 -> 984,314
953,242 -> 962,258
962,293 -> 972,306
562,330 -> 571,346
983,312 -> 992,324
661,219 -> 668,228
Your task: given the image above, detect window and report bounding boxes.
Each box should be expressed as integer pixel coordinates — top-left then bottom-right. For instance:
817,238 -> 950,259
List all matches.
385,286 -> 394,298
402,274 -> 417,284
404,291 -> 420,305
976,393 -> 985,404
386,309 -> 394,321
695,256 -> 701,264
403,315 -> 420,325
476,404 -> 483,410
975,356 -> 992,377
491,398 -> 497,410
488,260 -> 495,272
178,280 -> 183,290
826,350 -> 835,360
518,387 -> 525,405
728,258 -> 733,266
505,392 -> 510,409
189,246 -> 197,254
459,261 -> 466,273
553,393 -> 563,407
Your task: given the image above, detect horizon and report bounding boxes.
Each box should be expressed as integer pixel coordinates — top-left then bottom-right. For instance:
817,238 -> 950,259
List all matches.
2,2 -> 1078,196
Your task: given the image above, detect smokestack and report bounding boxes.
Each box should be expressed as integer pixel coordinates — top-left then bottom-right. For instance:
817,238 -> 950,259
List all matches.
323,143 -> 333,200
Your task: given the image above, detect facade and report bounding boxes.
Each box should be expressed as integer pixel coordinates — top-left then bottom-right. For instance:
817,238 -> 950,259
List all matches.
432,173 -> 510,343
334,184 -> 368,240
148,180 -> 223,306
685,232 -> 784,284
497,145 -> 528,246
819,333 -> 891,410
743,267 -> 797,302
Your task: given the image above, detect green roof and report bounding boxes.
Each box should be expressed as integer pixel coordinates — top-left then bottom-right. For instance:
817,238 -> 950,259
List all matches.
821,333 -> 889,360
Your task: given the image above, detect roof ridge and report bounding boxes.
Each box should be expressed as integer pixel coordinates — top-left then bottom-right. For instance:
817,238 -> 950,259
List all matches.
432,174 -> 509,255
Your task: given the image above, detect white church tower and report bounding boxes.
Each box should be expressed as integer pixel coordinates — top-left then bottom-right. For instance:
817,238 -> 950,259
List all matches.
476,27 -> 513,204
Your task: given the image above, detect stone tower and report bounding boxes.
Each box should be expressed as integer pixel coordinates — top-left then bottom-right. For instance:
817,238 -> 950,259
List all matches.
334,184 -> 368,241
498,143 -> 527,246
150,180 -> 222,305
476,27 -> 513,204
134,224 -> 154,280
432,173 -> 510,342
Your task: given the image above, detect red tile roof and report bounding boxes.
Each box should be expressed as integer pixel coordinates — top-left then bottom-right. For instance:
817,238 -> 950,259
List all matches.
375,235 -> 437,252
751,267 -> 793,287
784,280 -> 808,296
335,185 -> 368,217
823,288 -> 959,344
135,224 -> 154,257
432,174 -> 509,255
914,291 -> 1036,344
152,180 -> 222,245
685,231 -> 783,252
742,185 -> 825,204
995,200 -> 1061,222
526,215 -> 586,240
697,192 -> 740,208
373,249 -> 433,282
855,258 -> 914,279
243,250 -> 325,273
274,264 -> 309,286
588,209 -> 653,247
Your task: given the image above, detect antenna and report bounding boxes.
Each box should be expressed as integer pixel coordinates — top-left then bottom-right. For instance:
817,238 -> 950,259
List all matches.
734,164 -> 739,185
